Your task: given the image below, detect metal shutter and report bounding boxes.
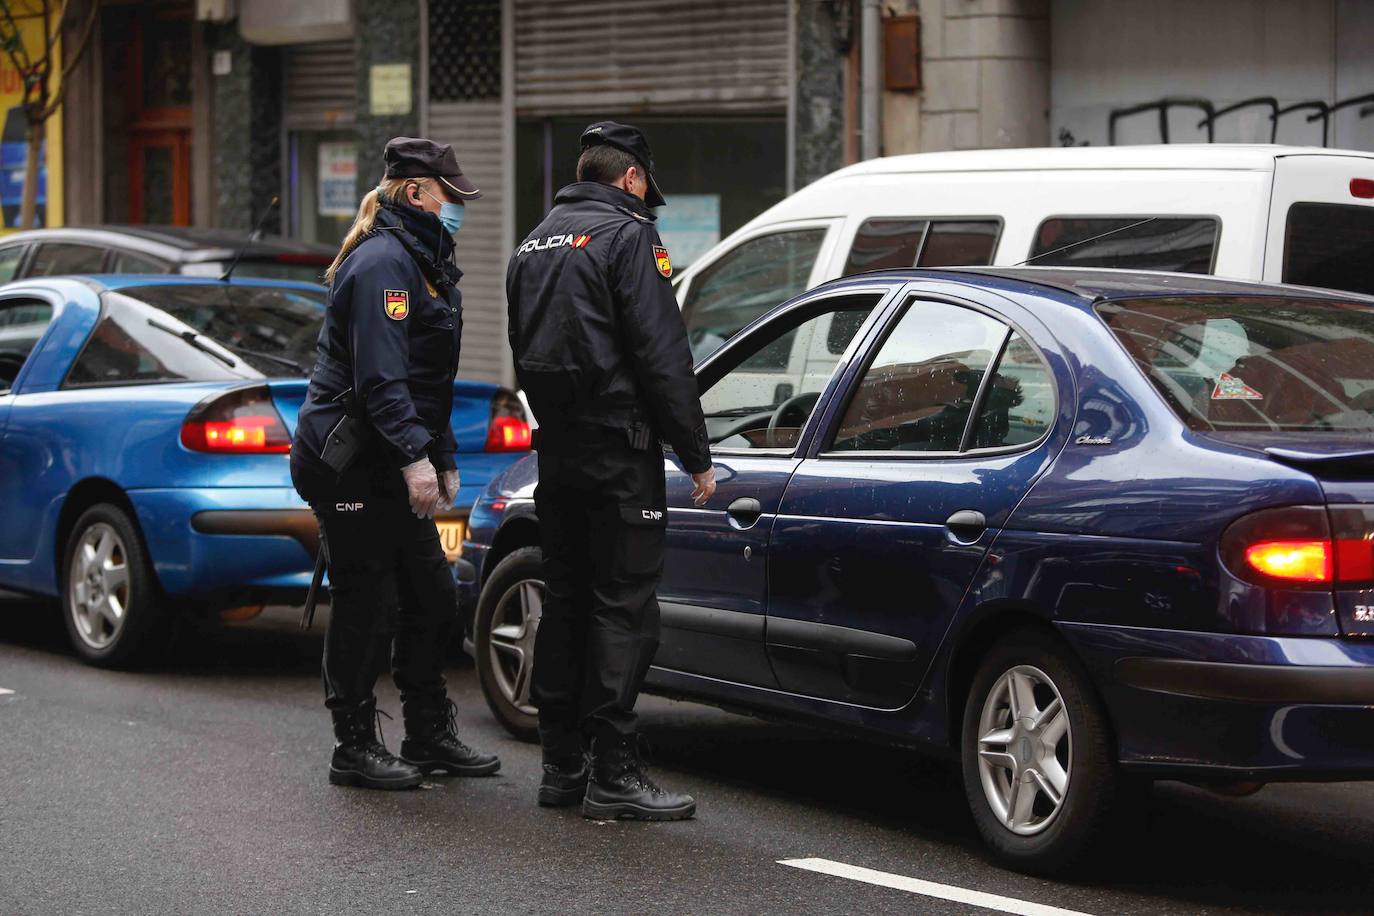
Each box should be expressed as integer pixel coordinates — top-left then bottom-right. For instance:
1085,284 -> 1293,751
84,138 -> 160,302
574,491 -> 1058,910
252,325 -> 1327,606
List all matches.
427,100 -> 510,386
284,40 -> 357,130
513,0 -> 789,115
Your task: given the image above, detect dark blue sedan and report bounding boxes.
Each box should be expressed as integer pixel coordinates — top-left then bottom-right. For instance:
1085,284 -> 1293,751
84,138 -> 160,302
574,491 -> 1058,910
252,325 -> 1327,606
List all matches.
459,267 -> 1374,873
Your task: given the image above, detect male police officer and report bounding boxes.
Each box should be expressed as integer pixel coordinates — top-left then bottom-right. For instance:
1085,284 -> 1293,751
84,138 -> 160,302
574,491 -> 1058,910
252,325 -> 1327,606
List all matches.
506,122 -> 716,821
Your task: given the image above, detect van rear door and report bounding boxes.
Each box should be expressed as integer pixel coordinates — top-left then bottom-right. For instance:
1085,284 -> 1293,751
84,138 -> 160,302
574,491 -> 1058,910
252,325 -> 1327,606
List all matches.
1265,153 -> 1374,296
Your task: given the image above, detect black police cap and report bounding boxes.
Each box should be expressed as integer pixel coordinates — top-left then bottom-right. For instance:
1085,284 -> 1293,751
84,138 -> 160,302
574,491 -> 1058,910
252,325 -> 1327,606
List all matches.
382,137 -> 482,200
580,121 -> 666,208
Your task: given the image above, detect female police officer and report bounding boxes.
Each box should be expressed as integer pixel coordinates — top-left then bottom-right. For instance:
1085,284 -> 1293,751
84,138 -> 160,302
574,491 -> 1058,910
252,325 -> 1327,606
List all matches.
291,137 -> 500,790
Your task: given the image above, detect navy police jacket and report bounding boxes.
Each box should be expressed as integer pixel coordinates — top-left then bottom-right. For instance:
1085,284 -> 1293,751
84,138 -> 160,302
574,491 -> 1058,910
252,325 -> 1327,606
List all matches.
505,182 -> 711,474
294,202 -> 463,477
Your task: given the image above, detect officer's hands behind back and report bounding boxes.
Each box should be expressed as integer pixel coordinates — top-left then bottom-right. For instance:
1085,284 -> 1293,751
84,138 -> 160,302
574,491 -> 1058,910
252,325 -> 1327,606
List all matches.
691,466 -> 716,507
402,458 -> 443,518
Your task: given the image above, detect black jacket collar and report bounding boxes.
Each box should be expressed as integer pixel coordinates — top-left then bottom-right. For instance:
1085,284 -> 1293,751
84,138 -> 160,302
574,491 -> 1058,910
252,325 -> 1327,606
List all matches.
553,181 -> 657,221
375,202 -> 461,287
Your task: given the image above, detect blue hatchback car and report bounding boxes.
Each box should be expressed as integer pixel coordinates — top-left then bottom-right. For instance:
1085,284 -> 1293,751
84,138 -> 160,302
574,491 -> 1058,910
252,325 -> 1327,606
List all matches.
0,275 -> 529,666
460,267 -> 1374,872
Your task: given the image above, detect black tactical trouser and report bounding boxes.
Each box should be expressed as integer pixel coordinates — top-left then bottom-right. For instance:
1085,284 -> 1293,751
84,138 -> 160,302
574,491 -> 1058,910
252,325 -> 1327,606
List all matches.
292,457 -> 458,712
531,424 -> 667,745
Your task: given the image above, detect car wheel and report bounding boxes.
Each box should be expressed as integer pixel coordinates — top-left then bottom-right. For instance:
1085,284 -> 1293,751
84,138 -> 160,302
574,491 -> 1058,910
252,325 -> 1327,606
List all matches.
474,546 -> 543,742
60,503 -> 171,668
960,626 -> 1119,875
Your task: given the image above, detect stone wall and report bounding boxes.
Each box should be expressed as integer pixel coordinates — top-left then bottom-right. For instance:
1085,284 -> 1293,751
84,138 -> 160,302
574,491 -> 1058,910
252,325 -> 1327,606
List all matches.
209,25 -> 283,232
794,0 -> 851,188
353,0 -> 422,192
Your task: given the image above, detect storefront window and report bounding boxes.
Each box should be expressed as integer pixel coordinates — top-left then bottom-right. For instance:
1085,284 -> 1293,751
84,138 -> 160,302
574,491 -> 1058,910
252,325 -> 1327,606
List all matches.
289,132 -> 356,247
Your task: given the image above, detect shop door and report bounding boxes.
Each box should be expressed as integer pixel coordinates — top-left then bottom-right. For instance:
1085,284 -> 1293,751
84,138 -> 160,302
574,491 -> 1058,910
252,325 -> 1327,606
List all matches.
127,10 -> 192,225
129,130 -> 191,225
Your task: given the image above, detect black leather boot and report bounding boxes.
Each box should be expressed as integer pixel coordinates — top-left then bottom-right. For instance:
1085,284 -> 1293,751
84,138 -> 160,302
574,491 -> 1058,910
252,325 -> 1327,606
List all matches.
400,695 -> 501,777
537,721 -> 588,807
583,735 -> 695,821
329,700 -> 423,790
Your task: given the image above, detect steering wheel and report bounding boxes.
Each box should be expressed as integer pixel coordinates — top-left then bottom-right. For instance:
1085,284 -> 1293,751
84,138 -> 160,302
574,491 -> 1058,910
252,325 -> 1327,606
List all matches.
766,392 -> 820,448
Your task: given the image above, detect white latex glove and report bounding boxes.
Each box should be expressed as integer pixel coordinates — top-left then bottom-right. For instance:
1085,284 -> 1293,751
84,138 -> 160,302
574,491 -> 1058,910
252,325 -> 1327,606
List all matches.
690,466 -> 717,507
401,458 -> 442,518
440,469 -> 460,507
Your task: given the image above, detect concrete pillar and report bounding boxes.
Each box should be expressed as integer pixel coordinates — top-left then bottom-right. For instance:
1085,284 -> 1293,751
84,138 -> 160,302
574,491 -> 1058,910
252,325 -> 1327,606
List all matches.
793,0 -> 850,188
208,24 -> 283,232
353,0 -> 422,193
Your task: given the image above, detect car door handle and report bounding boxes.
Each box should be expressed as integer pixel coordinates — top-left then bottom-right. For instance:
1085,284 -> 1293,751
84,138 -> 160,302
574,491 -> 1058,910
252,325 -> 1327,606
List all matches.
726,497 -> 763,529
945,509 -> 987,541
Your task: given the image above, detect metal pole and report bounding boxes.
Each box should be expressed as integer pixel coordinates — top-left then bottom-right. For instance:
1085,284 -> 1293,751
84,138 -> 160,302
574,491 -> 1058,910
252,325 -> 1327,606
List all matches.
860,0 -> 881,160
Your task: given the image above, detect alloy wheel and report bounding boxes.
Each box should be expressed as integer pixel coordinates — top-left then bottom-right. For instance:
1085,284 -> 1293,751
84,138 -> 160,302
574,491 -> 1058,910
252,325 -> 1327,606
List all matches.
975,664 -> 1072,836
68,522 -> 131,651
487,578 -> 544,716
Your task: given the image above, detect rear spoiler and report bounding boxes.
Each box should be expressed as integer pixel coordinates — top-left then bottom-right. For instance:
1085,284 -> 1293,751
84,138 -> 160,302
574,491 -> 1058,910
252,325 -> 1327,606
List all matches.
1266,446 -> 1374,476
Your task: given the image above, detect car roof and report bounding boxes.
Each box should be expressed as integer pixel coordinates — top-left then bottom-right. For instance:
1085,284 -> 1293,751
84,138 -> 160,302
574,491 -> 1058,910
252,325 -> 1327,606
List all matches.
816,266 -> 1374,310
820,144 -> 1374,181
0,225 -> 334,263
80,274 -> 328,294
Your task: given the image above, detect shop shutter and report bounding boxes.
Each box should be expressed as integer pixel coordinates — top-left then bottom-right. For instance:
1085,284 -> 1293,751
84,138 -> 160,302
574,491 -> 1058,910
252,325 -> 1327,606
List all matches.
427,100 -> 510,386
513,0 -> 789,115
284,39 -> 357,130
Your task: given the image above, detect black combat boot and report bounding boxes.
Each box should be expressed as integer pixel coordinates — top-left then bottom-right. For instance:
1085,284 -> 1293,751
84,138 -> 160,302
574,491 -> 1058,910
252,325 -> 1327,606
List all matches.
329,700 -> 423,790
583,734 -> 695,821
538,724 -> 589,807
399,695 -> 501,777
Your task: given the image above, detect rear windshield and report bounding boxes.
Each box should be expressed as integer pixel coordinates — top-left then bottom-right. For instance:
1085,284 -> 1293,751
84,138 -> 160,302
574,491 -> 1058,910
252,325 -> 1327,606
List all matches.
1283,202 -> 1374,296
66,284 -> 324,387
1097,296 -> 1374,433
179,258 -> 329,286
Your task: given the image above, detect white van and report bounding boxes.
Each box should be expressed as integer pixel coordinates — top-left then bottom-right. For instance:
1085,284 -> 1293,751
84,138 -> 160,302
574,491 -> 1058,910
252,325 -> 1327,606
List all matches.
673,144 -> 1374,362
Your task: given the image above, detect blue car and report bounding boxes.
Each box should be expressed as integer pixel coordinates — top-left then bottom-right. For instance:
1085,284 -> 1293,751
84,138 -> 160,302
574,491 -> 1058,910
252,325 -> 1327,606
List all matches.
460,267 -> 1374,873
0,275 -> 529,666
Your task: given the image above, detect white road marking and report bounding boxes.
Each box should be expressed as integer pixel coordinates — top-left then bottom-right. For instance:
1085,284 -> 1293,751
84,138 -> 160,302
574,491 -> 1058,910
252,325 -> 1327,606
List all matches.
778,858 -> 1096,916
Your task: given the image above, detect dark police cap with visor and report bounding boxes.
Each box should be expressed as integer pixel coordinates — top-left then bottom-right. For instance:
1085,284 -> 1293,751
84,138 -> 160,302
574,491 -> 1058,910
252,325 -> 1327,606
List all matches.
383,137 -> 482,200
580,121 -> 666,208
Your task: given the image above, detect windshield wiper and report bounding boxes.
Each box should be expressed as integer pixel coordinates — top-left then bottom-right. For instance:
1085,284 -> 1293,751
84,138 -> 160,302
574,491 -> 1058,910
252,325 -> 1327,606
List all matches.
217,343 -> 308,375
145,318 -> 237,369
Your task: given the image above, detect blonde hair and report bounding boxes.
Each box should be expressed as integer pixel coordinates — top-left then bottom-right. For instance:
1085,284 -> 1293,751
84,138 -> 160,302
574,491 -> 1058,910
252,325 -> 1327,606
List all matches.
324,177 -> 432,285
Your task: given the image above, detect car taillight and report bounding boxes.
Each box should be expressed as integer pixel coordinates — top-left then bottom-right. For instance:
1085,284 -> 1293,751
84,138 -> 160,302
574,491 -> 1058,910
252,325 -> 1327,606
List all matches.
182,385 -> 292,454
1221,505 -> 1333,586
1351,178 -> 1374,199
485,388 -> 531,452
1244,540 -> 1331,582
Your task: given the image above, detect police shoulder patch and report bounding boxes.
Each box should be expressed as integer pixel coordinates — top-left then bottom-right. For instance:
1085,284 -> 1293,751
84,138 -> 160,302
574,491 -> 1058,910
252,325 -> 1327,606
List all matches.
653,245 -> 672,279
384,289 -> 409,320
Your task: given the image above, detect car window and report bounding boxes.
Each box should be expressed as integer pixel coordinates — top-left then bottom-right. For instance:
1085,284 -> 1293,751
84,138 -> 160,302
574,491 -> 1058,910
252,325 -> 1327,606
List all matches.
27,243 -> 107,277
842,218 -> 1000,276
829,299 -> 1009,453
699,292 -> 882,452
111,251 -> 170,274
0,298 -> 54,391
1098,295 -> 1374,433
0,245 -> 25,283
1283,202 -> 1374,296
968,333 -> 1055,449
680,227 -> 828,363
1029,217 -> 1218,273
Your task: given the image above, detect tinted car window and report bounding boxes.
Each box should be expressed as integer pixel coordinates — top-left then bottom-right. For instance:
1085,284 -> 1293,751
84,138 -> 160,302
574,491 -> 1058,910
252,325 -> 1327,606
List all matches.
1030,217 -> 1218,273
0,298 -> 54,390
700,294 -> 880,451
28,243 -> 107,276
919,220 -> 1000,267
969,333 -> 1055,448
0,245 -> 24,283
66,284 -> 325,387
1283,202 -> 1374,296
681,228 -> 827,362
842,218 -> 999,277
111,251 -> 171,274
178,259 -> 329,285
1098,296 -> 1374,433
830,300 -> 1009,453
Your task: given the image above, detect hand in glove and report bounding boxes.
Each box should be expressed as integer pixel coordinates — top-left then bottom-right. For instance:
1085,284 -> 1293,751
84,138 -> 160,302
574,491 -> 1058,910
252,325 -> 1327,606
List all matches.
439,469 -> 460,507
401,458 -> 442,518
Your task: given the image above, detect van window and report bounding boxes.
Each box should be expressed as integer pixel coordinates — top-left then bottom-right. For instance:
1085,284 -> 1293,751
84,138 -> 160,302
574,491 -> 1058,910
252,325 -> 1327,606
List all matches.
842,218 -> 999,276
28,243 -> 107,277
1283,202 -> 1374,296
1029,217 -> 1218,273
681,228 -> 828,362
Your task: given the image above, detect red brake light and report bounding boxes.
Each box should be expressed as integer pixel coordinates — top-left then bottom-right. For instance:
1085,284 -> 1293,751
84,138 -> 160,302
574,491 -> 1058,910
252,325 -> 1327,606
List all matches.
182,386 -> 292,454
1244,540 -> 1332,583
485,415 -> 532,452
1351,178 -> 1374,199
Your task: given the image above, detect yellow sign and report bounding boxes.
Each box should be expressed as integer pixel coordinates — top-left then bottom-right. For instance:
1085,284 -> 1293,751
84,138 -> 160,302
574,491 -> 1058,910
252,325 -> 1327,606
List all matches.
369,63 -> 412,116
0,1 -> 63,232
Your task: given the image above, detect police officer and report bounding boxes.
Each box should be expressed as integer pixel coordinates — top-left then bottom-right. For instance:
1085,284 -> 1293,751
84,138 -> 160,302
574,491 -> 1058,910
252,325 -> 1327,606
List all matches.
506,121 -> 716,821
292,137 -> 500,790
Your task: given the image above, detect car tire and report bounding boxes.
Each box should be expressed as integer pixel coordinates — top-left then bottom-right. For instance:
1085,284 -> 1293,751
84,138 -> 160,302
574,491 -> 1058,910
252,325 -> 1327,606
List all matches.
960,626 -> 1120,876
60,503 -> 172,668
474,546 -> 543,742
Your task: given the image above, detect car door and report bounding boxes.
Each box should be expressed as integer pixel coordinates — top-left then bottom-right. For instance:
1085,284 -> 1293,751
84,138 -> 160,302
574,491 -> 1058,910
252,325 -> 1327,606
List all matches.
0,295 -> 62,560
652,284 -> 897,688
765,288 -> 1065,708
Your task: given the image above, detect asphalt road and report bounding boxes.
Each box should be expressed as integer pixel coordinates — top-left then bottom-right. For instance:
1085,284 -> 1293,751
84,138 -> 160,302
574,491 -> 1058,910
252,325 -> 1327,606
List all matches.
2,598 -> 1373,916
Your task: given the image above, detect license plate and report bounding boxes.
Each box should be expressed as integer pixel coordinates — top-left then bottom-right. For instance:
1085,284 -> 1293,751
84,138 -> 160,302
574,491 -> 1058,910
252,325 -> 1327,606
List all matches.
436,519 -> 467,563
